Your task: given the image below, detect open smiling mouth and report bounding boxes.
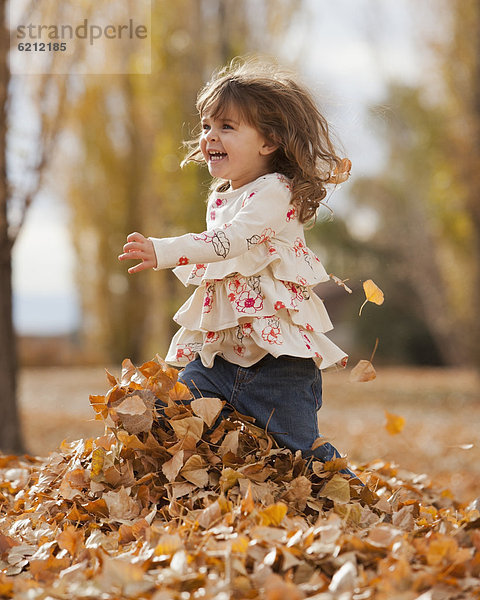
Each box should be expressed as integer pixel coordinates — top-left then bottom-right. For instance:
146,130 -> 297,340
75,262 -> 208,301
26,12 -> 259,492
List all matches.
209,151 -> 227,162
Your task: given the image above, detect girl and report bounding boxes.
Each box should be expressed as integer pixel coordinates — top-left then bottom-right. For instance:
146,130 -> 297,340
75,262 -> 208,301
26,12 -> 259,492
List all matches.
118,58 -> 353,472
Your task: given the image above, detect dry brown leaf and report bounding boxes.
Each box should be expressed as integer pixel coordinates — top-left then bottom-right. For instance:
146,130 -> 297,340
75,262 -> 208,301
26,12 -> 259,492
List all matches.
168,381 -> 192,402
329,273 -> 353,294
162,450 -> 185,483
349,359 -> 376,382
2,354 -> 478,600
321,473 -> 351,504
169,416 -> 204,442
103,488 -> 140,520
191,396 -> 224,428
57,525 -> 84,556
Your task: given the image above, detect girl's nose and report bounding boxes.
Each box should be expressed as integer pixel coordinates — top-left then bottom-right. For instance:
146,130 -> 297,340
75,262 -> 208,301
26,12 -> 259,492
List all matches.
206,128 -> 217,141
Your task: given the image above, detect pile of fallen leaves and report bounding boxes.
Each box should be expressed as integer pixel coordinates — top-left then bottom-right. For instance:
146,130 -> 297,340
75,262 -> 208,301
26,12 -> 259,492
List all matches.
1,356 -> 479,599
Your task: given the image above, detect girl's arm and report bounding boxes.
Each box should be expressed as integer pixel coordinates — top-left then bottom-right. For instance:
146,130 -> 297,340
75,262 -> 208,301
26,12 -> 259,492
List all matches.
122,177 -> 292,273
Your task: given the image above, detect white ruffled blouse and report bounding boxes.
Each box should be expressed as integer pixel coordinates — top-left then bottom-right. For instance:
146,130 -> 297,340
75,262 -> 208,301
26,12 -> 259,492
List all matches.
149,173 -> 347,370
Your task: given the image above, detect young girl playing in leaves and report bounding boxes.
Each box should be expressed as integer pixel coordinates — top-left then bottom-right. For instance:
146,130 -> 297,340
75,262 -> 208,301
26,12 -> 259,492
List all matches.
118,58 -> 353,473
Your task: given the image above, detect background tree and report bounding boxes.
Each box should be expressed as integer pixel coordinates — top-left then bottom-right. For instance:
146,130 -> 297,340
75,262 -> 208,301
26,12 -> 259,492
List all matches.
0,0 -> 89,452
312,0 -> 480,368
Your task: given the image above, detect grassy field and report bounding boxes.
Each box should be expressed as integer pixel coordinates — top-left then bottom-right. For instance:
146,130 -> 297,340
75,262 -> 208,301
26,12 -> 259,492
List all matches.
18,364 -> 480,503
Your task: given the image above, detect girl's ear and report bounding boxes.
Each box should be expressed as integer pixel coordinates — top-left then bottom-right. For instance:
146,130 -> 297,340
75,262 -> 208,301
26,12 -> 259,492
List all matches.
260,140 -> 279,156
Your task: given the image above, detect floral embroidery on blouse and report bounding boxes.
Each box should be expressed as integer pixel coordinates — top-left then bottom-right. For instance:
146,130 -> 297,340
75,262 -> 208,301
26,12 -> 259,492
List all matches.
192,230 -> 231,259
241,191 -> 256,208
246,227 -> 276,250
261,316 -> 283,345
205,331 -> 220,343
177,256 -> 189,266
202,283 -> 214,314
286,206 -> 297,221
235,290 -> 264,314
275,173 -> 291,189
284,280 -> 311,303
188,264 -> 206,280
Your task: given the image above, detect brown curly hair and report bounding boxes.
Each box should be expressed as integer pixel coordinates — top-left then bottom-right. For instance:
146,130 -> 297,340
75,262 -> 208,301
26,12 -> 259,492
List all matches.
182,57 -> 351,224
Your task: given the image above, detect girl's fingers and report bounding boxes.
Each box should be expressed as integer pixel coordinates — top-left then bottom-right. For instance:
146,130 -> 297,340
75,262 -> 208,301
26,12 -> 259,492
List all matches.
122,241 -> 144,253
126,232 -> 145,243
118,249 -> 144,261
128,261 -> 152,274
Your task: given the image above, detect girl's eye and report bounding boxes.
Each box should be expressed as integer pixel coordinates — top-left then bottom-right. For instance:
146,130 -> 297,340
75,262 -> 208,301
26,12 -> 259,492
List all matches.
202,123 -> 210,131
222,123 -> 233,130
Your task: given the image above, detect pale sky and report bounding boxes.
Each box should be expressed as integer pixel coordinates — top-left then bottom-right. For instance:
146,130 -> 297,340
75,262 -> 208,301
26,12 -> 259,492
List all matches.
11,0 -> 438,334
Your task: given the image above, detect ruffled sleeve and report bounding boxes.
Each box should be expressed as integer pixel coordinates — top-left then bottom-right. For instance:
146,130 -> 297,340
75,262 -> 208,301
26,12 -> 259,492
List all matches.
149,176 -> 291,270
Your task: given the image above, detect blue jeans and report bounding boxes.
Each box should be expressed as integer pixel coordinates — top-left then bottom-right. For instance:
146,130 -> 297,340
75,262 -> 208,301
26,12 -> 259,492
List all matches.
176,354 -> 342,464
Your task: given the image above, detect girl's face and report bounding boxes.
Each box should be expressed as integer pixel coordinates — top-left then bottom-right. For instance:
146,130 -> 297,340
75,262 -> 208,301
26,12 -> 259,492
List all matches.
200,106 -> 277,190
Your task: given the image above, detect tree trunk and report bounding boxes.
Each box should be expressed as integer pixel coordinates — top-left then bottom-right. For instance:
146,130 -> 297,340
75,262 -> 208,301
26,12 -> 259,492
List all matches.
0,1 -> 24,454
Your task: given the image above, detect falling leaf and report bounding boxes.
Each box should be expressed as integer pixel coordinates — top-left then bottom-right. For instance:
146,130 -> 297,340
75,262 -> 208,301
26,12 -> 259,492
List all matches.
359,279 -> 384,316
385,411 -> 406,435
329,273 -> 353,294
350,339 -> 379,383
350,359 -> 377,382
327,157 -> 352,184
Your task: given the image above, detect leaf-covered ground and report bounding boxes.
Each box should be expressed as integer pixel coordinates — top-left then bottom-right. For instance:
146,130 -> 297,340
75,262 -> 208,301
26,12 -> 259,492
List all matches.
2,357 -> 479,599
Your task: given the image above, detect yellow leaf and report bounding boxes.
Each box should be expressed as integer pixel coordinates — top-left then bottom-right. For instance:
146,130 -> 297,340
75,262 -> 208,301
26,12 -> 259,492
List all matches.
231,535 -> 249,553
258,502 -> 288,526
90,447 -> 105,479
359,279 -> 384,315
219,467 -> 241,492
349,359 -> 377,382
385,411 -> 405,435
154,534 -> 182,556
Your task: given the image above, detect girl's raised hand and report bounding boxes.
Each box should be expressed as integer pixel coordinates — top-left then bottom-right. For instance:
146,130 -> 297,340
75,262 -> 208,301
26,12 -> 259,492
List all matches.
118,232 -> 157,273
